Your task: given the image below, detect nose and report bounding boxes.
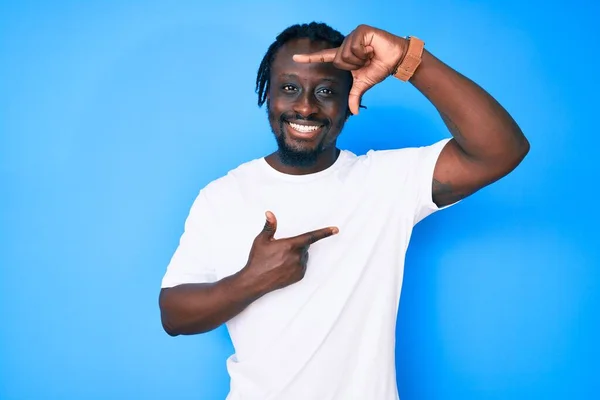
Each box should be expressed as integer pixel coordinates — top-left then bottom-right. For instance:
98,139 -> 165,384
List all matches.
293,91 -> 319,118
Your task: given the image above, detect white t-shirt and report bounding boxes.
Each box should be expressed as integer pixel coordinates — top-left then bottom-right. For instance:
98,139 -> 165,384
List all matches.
162,138 -> 453,400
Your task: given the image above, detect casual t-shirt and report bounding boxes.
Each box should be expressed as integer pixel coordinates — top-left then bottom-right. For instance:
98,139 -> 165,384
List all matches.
161,138 -> 453,400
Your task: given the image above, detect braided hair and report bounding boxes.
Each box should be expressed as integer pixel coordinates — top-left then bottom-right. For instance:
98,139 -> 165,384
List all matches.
255,22 -> 348,107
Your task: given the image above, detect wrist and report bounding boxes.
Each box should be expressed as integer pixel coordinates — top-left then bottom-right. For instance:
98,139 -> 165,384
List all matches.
392,36 -> 410,72
232,266 -> 271,299
391,36 -> 425,82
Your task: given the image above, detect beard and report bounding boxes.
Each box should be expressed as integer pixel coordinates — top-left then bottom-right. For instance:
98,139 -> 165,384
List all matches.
274,126 -> 325,167
267,100 -> 341,168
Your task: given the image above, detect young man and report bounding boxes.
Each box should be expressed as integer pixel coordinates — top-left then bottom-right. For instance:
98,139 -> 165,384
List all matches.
159,22 -> 529,400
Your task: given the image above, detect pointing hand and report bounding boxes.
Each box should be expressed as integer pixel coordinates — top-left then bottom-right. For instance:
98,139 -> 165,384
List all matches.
241,211 -> 339,293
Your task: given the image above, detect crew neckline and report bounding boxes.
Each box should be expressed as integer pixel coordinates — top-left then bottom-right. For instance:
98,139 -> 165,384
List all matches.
258,150 -> 350,182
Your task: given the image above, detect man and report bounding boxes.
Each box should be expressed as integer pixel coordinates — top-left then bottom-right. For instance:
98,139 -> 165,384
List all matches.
159,22 -> 529,400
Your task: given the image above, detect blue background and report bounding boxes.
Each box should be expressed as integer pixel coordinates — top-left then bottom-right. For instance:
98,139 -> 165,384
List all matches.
1,0 -> 598,399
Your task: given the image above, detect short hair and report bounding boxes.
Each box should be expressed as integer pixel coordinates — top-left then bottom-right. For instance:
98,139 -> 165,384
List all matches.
255,22 -> 347,107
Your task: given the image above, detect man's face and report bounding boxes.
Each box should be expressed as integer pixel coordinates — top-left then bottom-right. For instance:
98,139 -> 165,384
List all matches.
267,38 -> 352,167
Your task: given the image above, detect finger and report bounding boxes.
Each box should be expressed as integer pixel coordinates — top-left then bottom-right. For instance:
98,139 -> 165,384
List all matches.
335,51 -> 365,70
289,226 -> 339,247
293,48 -> 337,64
261,211 -> 277,240
348,78 -> 373,115
333,59 -> 363,71
344,37 -> 374,61
350,44 -> 374,61
334,36 -> 365,67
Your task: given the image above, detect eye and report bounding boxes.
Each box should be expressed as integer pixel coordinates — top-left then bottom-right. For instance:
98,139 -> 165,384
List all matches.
282,84 -> 297,92
317,88 -> 333,95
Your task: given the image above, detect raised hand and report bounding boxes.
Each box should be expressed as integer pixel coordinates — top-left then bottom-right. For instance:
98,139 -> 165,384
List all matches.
292,24 -> 407,115
241,211 -> 339,293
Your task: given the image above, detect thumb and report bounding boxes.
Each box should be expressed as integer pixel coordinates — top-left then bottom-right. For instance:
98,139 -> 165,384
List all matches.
261,211 -> 277,240
348,77 -> 372,115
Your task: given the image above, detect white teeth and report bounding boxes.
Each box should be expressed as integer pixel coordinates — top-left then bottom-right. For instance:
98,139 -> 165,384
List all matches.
288,122 -> 321,133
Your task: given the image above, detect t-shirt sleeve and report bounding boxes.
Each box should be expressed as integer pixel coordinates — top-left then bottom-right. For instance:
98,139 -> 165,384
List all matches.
161,189 -> 218,288
411,138 -> 456,225
364,138 -> 456,226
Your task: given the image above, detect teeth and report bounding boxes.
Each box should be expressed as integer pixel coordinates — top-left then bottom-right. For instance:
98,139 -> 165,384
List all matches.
288,122 -> 321,133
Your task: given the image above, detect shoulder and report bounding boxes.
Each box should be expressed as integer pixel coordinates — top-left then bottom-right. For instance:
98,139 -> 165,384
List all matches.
350,138 -> 451,171
197,157 -> 265,205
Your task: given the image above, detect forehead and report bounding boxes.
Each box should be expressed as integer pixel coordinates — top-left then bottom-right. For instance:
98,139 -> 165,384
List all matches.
271,38 -> 348,82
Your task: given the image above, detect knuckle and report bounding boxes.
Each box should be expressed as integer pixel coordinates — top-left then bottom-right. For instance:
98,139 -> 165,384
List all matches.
350,42 -> 362,52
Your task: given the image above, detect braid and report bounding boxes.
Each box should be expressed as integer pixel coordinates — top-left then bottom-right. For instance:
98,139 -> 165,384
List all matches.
255,22 -> 346,107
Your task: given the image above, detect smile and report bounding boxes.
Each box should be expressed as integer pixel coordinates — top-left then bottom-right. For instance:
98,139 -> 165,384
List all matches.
287,121 -> 323,134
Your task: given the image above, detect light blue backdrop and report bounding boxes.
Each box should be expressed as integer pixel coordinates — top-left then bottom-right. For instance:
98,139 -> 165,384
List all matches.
1,0 -> 598,399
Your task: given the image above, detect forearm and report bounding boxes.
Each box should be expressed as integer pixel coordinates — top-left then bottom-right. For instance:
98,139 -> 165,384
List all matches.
159,270 -> 264,336
409,47 -> 529,164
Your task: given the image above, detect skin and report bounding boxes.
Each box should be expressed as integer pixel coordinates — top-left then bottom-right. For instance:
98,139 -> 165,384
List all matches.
159,24 -> 529,336
159,213 -> 338,335
291,24 -> 530,207
264,38 -> 353,174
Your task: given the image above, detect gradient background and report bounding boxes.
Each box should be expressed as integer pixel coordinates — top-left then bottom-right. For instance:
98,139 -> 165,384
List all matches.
1,0 -> 598,399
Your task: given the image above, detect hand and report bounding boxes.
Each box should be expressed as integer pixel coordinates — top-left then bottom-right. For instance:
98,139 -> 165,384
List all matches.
293,24 -> 407,115
241,211 -> 339,293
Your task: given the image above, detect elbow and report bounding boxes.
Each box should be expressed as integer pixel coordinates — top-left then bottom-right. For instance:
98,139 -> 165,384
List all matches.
518,135 -> 531,160
160,309 -> 181,337
160,314 -> 213,336
506,133 -> 530,170
159,289 -> 181,337
158,288 -> 214,336
514,136 -> 530,169
488,134 -> 530,179
162,321 -> 180,337
158,286 -> 218,336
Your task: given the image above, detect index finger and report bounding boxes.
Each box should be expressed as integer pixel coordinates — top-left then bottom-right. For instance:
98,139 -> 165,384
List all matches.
292,48 -> 338,64
289,226 -> 339,247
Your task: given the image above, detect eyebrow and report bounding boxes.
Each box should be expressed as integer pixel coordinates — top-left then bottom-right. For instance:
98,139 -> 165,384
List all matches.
278,73 -> 340,84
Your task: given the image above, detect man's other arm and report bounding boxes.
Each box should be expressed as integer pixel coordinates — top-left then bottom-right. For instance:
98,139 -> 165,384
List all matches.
159,211 -> 338,336
410,48 -> 530,207
159,271 -> 263,336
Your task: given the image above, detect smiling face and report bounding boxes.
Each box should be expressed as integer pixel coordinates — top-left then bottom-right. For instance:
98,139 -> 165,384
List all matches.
267,38 -> 352,169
